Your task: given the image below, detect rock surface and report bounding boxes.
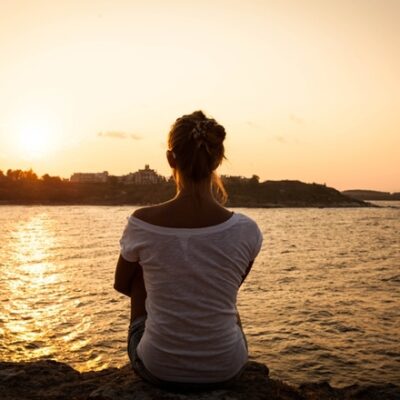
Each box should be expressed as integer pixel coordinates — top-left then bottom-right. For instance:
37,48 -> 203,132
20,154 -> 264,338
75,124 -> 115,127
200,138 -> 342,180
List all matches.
0,360 -> 399,400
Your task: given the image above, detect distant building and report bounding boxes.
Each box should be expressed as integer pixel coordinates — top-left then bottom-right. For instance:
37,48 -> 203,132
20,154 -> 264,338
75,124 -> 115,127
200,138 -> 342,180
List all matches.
70,171 -> 109,183
221,175 -> 252,184
70,165 -> 166,184
121,165 -> 166,185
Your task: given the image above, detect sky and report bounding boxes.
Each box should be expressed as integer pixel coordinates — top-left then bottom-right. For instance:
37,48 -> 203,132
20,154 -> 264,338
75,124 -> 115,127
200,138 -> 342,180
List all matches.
0,0 -> 399,191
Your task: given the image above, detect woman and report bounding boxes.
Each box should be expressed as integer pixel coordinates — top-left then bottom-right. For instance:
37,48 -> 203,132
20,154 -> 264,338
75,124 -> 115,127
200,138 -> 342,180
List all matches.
114,111 -> 263,390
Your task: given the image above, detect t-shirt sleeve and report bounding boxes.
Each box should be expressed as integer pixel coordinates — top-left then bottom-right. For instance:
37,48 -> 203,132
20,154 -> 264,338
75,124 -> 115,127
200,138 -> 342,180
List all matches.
119,219 -> 140,262
250,224 -> 263,260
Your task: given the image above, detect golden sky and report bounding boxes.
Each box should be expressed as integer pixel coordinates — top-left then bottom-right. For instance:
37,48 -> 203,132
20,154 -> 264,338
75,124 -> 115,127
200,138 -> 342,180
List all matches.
0,0 -> 399,191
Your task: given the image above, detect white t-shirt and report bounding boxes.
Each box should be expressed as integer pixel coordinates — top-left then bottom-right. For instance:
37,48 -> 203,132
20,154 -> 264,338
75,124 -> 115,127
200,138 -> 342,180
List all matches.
120,212 -> 263,383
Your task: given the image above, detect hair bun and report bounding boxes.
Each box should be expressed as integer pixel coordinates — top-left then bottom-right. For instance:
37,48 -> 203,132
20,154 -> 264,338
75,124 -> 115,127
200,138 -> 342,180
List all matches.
208,123 -> 226,145
168,110 -> 226,182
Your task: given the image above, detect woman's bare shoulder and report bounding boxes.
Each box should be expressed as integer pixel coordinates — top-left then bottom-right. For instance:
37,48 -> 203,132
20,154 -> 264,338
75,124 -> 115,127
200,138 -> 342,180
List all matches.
132,201 -> 174,224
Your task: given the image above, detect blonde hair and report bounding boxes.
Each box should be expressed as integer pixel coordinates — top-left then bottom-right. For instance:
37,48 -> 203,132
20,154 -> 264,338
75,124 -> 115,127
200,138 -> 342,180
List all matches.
168,110 -> 227,204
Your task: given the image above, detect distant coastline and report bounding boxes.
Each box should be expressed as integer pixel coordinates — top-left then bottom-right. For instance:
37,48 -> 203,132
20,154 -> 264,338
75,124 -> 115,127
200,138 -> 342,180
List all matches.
342,189 -> 400,201
0,169 -> 373,208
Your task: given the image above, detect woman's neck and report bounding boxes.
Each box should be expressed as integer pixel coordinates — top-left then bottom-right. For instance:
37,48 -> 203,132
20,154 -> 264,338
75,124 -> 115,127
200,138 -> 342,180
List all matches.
175,177 -> 215,203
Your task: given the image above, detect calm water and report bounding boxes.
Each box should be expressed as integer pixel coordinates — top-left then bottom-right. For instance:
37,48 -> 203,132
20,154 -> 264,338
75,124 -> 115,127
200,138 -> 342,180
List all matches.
0,204 -> 399,387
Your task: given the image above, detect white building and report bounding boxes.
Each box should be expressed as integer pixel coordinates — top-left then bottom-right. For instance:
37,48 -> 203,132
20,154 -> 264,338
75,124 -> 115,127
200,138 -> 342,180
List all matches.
70,166 -> 165,184
70,171 -> 109,183
122,165 -> 165,184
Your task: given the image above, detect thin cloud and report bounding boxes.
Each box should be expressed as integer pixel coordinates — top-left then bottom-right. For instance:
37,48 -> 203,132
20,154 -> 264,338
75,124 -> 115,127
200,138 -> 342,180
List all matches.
98,131 -> 142,140
289,114 -> 305,124
274,135 -> 286,143
245,121 -> 263,129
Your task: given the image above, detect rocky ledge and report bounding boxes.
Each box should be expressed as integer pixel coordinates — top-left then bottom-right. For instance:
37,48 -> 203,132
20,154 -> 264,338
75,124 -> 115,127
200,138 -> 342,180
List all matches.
0,360 -> 399,400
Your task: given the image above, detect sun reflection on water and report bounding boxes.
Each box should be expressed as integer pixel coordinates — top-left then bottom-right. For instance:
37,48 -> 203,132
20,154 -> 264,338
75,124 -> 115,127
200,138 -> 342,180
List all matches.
2,213 -> 63,361
0,210 -> 109,371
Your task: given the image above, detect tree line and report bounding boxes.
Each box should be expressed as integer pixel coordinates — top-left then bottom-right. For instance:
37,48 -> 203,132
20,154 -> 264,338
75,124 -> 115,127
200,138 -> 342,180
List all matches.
0,168 -> 63,183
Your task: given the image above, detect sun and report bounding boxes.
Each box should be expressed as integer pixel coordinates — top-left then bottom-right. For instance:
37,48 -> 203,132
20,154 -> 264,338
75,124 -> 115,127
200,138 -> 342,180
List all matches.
17,120 -> 54,159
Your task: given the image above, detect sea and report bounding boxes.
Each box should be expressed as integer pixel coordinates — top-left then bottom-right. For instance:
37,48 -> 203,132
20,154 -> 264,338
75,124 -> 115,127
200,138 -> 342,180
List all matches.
0,203 -> 399,387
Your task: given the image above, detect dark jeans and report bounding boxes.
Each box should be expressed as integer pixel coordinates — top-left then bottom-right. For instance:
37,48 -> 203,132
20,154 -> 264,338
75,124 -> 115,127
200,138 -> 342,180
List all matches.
127,317 -> 247,391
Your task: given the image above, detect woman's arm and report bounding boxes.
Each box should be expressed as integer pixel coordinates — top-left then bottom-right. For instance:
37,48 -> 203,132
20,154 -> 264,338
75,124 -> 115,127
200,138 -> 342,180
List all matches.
114,254 -> 142,297
114,255 -> 147,321
236,260 -> 255,327
239,260 -> 254,287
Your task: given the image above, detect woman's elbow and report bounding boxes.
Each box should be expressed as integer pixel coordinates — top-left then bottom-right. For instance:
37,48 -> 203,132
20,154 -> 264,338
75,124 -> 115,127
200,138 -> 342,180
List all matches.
113,282 -> 131,297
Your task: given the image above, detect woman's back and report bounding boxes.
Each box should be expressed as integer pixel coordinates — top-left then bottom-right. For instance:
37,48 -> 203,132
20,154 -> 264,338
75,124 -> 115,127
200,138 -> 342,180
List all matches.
120,210 -> 263,382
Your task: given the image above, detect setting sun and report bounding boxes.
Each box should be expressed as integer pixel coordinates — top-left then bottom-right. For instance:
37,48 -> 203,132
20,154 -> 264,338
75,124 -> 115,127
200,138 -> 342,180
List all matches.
17,120 -> 54,160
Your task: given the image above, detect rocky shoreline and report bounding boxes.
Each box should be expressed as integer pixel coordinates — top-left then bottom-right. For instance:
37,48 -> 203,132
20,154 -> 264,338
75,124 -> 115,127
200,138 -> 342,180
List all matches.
1,360 -> 399,400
